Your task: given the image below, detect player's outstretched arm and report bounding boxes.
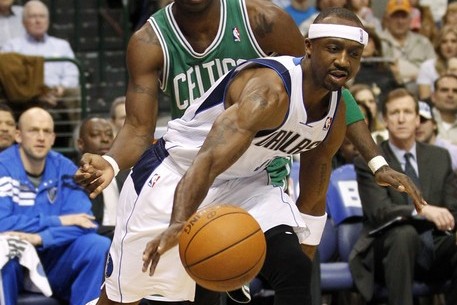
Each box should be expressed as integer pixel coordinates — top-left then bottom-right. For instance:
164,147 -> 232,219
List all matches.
107,24 -> 162,168
75,24 -> 162,195
346,116 -> 427,212
142,67 -> 289,275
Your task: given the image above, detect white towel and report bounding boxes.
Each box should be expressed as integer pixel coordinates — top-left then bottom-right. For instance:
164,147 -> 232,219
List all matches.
0,236 -> 52,297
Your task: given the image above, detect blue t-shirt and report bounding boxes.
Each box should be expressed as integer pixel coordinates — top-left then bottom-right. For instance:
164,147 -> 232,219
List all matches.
284,5 -> 317,26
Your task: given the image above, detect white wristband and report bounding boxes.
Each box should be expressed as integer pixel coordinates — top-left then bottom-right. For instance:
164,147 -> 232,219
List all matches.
368,156 -> 388,174
300,212 -> 327,246
102,155 -> 120,177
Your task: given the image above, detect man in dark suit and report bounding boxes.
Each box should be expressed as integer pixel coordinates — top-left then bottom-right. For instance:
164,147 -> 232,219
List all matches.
350,88 -> 457,305
77,116 -> 128,239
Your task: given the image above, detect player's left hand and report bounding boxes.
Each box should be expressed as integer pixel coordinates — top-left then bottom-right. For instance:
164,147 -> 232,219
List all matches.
374,165 -> 428,212
142,223 -> 185,276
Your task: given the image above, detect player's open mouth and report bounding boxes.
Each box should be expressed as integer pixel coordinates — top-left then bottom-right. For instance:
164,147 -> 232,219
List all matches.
328,73 -> 348,85
329,70 -> 348,81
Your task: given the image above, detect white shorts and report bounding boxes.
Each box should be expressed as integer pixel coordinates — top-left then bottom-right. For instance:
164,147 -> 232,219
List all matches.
104,152 -> 309,302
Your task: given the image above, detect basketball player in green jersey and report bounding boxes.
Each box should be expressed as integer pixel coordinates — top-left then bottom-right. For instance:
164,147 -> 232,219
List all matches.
77,0 -> 425,304
142,0 -> 379,190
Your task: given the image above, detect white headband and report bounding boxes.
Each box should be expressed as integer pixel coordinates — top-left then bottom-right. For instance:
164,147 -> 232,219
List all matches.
308,24 -> 369,46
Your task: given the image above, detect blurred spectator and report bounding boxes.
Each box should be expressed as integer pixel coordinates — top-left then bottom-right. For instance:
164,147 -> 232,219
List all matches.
408,0 -> 436,42
283,0 -> 317,26
350,83 -> 389,144
351,88 -> 457,305
416,100 -> 457,172
0,0 -> 25,49
110,95 -> 126,135
333,136 -> 361,169
381,0 -> 435,95
345,0 -> 381,33
352,27 -> 402,105
76,116 -> 128,239
0,107 -> 110,305
431,74 -> 457,145
1,0 -> 82,149
442,2 -> 457,27
350,84 -> 384,131
2,0 -> 79,107
339,137 -> 360,164
298,0 -> 347,35
332,101 -> 371,169
0,103 -> 16,151
417,25 -> 457,100
357,100 -> 373,130
448,57 -> 457,75
420,0 -> 448,27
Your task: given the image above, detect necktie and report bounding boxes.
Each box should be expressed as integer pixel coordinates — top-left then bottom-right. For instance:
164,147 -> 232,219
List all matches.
404,153 -> 420,187
404,153 -> 434,269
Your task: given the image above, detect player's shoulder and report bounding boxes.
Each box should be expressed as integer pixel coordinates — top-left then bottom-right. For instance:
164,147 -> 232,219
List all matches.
244,0 -> 304,56
245,0 -> 287,23
127,22 -> 163,61
129,22 -> 161,49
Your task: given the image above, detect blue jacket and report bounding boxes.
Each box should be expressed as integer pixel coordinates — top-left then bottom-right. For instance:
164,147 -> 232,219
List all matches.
0,145 -> 96,249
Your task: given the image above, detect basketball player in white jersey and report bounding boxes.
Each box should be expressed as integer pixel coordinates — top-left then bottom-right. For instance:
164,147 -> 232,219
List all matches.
77,7 -> 428,305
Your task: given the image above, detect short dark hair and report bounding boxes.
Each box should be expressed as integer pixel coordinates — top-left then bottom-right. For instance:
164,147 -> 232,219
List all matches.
382,88 -> 418,116
313,7 -> 364,28
0,104 -> 15,121
433,73 -> 457,91
78,115 -> 111,138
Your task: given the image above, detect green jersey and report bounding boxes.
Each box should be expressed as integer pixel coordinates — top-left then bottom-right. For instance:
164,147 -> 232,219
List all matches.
149,0 -> 267,118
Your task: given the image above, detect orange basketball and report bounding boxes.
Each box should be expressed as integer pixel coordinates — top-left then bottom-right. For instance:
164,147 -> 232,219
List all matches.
178,205 -> 266,292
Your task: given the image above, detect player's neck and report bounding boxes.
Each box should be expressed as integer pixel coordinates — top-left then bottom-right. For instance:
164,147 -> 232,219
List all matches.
173,0 -> 220,30
173,2 -> 220,52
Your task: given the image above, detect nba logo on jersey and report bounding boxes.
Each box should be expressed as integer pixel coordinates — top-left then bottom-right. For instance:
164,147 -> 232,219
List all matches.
232,27 -> 241,42
148,174 -> 160,188
323,117 -> 332,131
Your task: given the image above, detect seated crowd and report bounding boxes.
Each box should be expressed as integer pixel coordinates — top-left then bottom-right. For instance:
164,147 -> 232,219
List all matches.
0,0 -> 456,305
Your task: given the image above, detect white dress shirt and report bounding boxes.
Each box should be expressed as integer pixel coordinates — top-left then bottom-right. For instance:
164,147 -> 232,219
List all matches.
2,33 -> 79,87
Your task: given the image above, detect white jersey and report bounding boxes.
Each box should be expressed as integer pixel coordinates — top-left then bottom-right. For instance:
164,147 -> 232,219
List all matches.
164,56 -> 341,179
104,56 -> 340,303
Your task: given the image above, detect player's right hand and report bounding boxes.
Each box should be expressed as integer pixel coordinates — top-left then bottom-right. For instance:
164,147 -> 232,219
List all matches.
142,223 -> 185,276
74,153 -> 114,199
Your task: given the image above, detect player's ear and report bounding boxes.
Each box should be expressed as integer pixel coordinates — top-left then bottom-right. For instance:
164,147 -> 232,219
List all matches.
304,38 -> 312,58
